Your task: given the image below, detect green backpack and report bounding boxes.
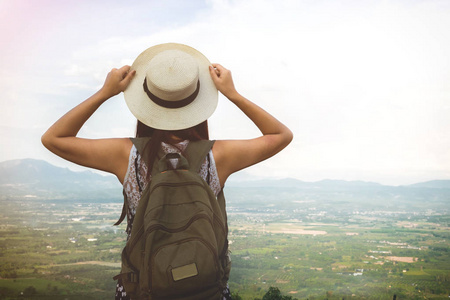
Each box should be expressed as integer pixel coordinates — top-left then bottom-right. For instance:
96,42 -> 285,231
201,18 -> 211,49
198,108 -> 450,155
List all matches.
114,138 -> 230,300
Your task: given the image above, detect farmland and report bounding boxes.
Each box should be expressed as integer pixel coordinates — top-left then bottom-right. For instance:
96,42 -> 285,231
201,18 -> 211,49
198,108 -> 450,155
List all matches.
1,184 -> 449,299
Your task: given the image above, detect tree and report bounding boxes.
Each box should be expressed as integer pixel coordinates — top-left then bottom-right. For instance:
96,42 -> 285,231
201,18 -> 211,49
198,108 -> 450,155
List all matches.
263,287 -> 283,300
262,287 -> 295,300
231,291 -> 244,300
23,286 -> 37,296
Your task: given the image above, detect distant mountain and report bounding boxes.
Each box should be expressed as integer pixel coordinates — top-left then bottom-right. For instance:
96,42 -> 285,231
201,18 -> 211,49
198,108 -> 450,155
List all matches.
227,177 -> 310,188
224,175 -> 450,210
407,180 -> 450,189
0,159 -> 122,200
228,174 -> 450,190
1,159 -> 449,203
227,176 -> 384,189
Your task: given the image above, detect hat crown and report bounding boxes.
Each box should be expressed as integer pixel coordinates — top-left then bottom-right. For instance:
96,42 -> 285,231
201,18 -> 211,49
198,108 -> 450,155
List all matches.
124,42 -> 218,131
146,50 -> 199,101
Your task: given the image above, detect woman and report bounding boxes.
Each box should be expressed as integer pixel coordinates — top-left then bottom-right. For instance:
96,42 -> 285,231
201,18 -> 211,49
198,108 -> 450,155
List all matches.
42,43 -> 293,299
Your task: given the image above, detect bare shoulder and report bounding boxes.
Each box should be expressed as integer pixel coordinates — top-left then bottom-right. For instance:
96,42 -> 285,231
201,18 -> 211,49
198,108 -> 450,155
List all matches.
212,135 -> 292,187
119,137 -> 133,153
211,138 -> 268,187
100,137 -> 133,184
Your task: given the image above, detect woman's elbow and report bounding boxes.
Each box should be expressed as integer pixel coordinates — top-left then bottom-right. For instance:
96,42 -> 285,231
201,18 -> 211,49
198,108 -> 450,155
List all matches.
265,130 -> 293,155
285,128 -> 294,145
41,135 -> 50,151
41,131 -> 55,152
280,128 -> 293,149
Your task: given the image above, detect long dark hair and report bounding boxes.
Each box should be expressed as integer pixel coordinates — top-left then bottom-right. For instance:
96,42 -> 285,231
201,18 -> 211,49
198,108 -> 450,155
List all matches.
135,120 -> 209,177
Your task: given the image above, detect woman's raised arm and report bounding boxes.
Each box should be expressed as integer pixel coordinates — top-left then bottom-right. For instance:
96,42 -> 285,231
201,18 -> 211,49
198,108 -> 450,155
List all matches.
41,66 -> 136,183
209,64 -> 293,187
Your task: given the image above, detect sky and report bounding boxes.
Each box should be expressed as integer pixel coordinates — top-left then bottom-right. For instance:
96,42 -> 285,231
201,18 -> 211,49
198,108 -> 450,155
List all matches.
1,0 -> 449,186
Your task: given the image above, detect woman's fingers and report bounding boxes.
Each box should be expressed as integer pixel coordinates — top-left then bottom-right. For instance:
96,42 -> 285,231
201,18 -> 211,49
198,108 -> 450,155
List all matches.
209,63 -> 238,99
120,68 -> 136,89
101,66 -> 136,97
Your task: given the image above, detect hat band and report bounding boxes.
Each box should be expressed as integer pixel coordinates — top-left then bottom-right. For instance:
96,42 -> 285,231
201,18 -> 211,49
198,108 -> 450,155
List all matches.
143,78 -> 200,109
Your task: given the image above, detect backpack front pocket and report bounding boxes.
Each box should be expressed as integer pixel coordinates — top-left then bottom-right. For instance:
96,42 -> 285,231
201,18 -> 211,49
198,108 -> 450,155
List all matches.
147,237 -> 220,298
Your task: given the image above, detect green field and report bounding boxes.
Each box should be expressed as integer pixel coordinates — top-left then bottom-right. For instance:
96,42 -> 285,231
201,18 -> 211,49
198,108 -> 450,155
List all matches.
0,196 -> 449,299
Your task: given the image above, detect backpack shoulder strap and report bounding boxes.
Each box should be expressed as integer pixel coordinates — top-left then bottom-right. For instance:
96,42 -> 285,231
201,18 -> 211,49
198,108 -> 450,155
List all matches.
130,137 -> 150,153
114,137 -> 152,226
184,140 -> 215,173
130,137 -> 151,162
130,137 -> 167,176
185,140 -> 226,219
114,189 -> 128,226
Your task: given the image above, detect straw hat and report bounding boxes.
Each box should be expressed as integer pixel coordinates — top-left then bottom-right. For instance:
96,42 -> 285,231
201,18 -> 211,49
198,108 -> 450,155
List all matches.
124,43 -> 218,130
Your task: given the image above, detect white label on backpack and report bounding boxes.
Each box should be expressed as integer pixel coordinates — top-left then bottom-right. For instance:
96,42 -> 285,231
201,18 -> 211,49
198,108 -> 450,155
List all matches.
171,263 -> 198,281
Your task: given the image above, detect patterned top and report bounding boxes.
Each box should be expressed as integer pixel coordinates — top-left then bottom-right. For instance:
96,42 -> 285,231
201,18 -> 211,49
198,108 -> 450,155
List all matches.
122,140 -> 221,238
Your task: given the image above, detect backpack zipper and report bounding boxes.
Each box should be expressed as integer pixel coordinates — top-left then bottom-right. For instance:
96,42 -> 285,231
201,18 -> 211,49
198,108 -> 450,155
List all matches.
150,180 -> 206,191
144,213 -> 214,235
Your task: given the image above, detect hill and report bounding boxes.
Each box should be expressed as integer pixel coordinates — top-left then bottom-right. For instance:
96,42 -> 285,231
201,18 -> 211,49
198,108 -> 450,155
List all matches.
228,174 -> 450,190
1,159 -> 449,205
0,159 -> 122,200
228,177 -> 384,189
407,180 -> 450,189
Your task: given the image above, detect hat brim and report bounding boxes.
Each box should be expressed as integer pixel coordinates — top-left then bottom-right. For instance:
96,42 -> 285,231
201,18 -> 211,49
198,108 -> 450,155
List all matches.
124,43 -> 218,130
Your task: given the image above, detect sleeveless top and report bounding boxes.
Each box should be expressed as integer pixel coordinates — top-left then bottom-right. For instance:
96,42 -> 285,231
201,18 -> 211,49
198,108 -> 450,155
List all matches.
122,140 -> 221,239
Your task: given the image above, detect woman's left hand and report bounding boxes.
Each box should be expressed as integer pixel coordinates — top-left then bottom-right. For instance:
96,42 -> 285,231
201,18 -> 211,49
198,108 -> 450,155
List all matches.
99,65 -> 136,99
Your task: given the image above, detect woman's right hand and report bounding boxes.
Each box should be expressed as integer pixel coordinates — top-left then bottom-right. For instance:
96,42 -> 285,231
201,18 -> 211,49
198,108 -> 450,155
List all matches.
99,65 -> 136,99
209,63 -> 239,100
